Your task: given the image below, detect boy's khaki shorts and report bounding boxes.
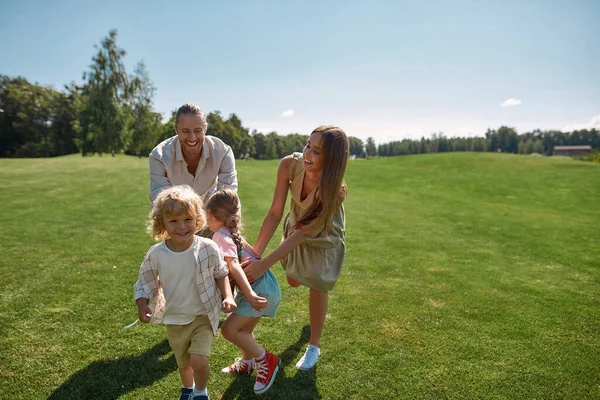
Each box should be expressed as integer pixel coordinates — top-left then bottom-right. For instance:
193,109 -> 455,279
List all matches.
167,315 -> 213,368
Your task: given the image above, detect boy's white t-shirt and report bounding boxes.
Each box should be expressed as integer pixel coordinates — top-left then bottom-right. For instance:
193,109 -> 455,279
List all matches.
155,239 -> 207,325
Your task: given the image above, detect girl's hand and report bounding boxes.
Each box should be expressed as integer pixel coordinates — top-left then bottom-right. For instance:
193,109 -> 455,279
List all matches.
222,297 -> 237,314
137,305 -> 152,323
247,291 -> 268,312
244,259 -> 268,284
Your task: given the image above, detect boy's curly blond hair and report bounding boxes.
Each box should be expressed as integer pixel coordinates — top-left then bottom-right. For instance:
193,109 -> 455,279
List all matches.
148,185 -> 206,240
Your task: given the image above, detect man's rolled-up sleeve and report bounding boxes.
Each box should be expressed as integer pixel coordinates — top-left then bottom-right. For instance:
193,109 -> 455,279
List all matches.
217,147 -> 238,192
149,155 -> 171,205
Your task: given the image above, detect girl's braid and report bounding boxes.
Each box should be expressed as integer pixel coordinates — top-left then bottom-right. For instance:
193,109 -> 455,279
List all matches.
225,214 -> 243,263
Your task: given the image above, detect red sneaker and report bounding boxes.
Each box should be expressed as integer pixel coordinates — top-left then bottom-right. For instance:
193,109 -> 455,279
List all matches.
221,357 -> 254,374
253,351 -> 280,394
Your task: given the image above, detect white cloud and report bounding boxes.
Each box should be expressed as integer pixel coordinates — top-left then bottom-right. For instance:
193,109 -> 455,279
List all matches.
501,98 -> 522,107
281,109 -> 294,118
563,114 -> 600,132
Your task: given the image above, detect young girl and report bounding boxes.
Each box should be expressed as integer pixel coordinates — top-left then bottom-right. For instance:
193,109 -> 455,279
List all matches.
134,185 -> 236,400
243,125 -> 348,371
205,188 -> 282,395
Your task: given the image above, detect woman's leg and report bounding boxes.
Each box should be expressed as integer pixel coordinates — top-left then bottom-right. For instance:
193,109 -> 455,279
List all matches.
308,288 -> 329,347
287,275 -> 329,346
287,275 -> 302,287
295,288 -> 328,370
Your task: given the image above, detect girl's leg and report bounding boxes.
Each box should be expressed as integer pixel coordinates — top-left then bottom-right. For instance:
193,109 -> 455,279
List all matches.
221,314 -> 263,359
239,318 -> 261,360
308,288 -> 329,347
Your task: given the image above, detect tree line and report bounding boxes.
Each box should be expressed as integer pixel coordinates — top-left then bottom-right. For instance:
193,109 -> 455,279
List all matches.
376,127 -> 599,159
0,30 -> 367,160
1,30 -> 598,160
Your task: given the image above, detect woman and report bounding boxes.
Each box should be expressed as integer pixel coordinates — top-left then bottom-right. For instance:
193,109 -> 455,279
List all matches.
244,125 -> 349,371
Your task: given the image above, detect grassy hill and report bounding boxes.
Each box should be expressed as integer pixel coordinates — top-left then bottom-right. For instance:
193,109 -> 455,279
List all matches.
0,152 -> 598,399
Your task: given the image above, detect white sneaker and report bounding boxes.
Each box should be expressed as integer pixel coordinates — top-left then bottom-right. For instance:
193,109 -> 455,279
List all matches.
295,345 -> 320,370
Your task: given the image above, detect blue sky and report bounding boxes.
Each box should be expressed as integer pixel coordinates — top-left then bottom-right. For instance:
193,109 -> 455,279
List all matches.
1,0 -> 599,143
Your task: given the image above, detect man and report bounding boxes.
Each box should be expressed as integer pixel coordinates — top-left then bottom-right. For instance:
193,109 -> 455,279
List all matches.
149,103 -> 237,206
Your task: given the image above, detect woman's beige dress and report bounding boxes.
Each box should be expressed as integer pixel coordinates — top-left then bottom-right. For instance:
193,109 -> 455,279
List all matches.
280,153 -> 346,292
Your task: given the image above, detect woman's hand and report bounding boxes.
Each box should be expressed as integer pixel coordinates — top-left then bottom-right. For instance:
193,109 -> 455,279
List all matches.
243,259 -> 268,284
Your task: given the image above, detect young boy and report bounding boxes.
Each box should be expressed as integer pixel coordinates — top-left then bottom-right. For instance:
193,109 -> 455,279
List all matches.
134,185 -> 236,400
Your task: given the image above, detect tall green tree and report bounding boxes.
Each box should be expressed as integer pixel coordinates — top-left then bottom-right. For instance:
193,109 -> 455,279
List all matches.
284,133 -> 308,155
252,131 -> 267,159
0,75 -> 56,157
128,60 -> 160,156
366,137 -> 377,157
51,83 -> 82,156
81,29 -> 131,155
348,136 -> 364,157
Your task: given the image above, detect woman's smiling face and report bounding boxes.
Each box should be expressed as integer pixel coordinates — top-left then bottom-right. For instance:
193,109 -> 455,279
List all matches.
302,132 -> 325,173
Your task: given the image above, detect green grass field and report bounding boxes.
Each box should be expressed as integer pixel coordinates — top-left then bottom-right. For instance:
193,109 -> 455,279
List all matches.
0,152 -> 598,400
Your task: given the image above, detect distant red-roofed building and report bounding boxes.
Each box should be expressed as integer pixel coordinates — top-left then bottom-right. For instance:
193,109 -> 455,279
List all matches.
552,145 -> 592,157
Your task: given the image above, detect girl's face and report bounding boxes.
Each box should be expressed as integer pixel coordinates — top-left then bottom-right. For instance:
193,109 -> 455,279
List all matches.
206,211 -> 224,233
162,211 -> 197,251
175,114 -> 205,157
302,132 -> 325,173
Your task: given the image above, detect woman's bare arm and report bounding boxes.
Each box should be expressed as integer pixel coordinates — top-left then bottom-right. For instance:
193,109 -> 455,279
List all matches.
253,155 -> 294,255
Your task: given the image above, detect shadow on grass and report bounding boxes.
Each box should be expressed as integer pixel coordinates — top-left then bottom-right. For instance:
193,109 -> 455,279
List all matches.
48,340 -> 175,400
221,325 -> 321,399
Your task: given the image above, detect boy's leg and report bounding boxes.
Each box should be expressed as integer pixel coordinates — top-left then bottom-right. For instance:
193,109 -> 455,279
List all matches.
186,316 -> 214,397
178,365 -> 194,388
190,354 -> 210,391
167,323 -> 196,394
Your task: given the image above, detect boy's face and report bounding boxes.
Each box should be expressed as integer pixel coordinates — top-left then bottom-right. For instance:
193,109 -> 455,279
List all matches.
162,211 -> 196,251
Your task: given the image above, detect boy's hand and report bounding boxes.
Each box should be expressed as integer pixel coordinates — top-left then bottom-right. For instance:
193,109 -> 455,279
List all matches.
137,304 -> 152,323
247,291 -> 268,312
222,297 -> 237,314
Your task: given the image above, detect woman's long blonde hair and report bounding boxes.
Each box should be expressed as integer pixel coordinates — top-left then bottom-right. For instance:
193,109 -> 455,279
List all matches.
295,125 -> 349,233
